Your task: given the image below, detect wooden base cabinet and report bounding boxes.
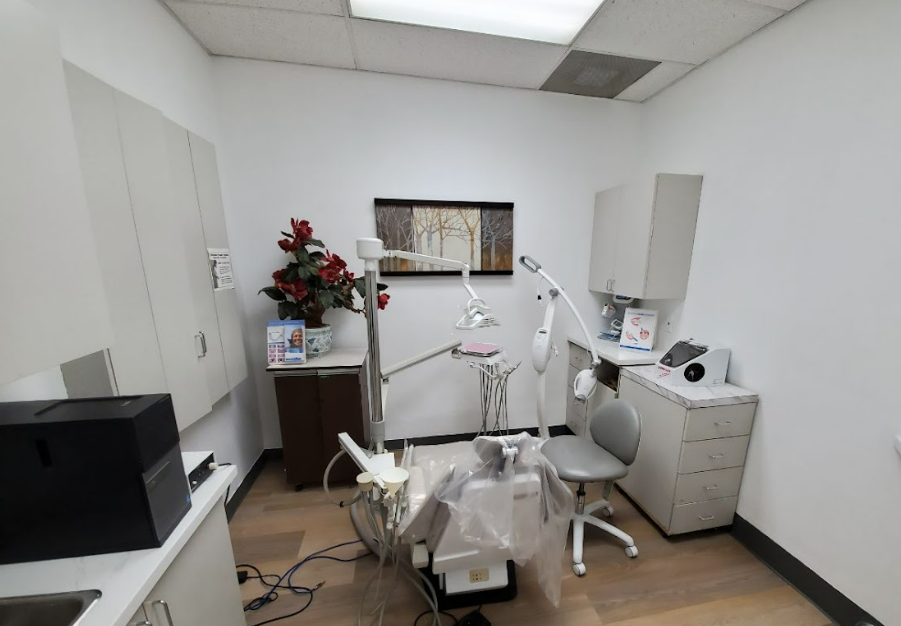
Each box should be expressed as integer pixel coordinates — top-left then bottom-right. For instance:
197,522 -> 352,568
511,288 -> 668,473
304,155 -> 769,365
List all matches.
273,363 -> 369,490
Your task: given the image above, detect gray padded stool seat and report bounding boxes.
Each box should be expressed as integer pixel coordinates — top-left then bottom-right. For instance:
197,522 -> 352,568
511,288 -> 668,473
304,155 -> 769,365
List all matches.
542,436 -> 628,483
543,399 -> 641,576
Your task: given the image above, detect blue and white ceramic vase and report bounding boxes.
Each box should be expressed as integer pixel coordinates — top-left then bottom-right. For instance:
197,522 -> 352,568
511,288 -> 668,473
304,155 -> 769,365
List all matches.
305,324 -> 332,357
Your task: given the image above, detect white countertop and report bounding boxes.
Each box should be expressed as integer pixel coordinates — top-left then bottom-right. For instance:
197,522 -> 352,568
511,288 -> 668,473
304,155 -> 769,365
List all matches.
0,463 -> 237,626
569,334 -> 668,366
621,364 -> 758,409
267,347 -> 367,371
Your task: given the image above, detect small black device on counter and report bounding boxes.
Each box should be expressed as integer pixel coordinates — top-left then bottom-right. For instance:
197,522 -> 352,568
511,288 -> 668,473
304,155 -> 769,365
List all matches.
186,451 -> 216,492
0,394 -> 191,565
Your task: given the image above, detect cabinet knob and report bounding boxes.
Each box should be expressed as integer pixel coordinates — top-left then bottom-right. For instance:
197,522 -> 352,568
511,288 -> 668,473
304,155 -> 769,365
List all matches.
714,421 -> 732,426
708,453 -> 726,459
703,484 -> 719,491
698,513 -> 716,521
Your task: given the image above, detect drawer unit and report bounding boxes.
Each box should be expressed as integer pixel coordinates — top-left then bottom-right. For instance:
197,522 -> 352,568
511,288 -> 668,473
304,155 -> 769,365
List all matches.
564,342 -> 621,439
669,497 -> 738,534
674,467 -> 743,505
683,403 -> 755,441
569,344 -> 592,371
565,407 -> 586,437
616,371 -> 757,535
679,436 -> 750,474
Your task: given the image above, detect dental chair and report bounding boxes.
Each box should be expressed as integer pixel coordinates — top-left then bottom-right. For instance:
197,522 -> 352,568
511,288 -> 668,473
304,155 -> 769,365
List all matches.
541,400 -> 641,576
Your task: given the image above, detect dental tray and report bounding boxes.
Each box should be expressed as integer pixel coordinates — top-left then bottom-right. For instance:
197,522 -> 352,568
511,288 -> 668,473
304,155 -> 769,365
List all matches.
459,343 -> 502,357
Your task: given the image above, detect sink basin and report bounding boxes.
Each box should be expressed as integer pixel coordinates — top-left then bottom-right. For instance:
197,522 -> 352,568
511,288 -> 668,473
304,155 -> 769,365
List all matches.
0,590 -> 101,626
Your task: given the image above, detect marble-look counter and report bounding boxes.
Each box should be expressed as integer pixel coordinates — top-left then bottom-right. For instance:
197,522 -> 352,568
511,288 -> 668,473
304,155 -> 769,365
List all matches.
621,364 -> 758,409
569,335 -> 668,366
266,347 -> 367,371
0,463 -> 237,626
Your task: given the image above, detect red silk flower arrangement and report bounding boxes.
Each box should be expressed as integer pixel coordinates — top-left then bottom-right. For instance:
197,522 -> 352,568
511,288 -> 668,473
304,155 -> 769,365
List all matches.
259,219 -> 389,328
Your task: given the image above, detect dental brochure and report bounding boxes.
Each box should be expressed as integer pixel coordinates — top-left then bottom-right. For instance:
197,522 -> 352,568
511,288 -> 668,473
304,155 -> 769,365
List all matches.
283,320 -> 307,364
619,308 -> 658,352
267,320 -> 286,365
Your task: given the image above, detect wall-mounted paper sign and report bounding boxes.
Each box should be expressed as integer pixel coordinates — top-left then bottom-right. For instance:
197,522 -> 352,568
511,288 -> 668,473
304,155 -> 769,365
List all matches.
208,248 -> 234,291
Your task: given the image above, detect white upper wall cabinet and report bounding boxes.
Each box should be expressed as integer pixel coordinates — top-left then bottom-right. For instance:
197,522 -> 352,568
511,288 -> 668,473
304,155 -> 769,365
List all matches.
63,64 -> 168,397
0,0 -> 113,386
589,174 -> 703,300
188,133 -> 249,391
114,91 -> 212,429
164,120 -> 231,403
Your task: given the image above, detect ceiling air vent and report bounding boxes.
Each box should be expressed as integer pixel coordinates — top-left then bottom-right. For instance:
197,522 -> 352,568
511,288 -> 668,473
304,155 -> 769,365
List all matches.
541,50 -> 660,99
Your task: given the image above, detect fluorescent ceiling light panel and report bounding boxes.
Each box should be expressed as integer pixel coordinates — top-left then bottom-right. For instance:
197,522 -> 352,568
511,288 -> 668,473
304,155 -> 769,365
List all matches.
349,0 -> 605,45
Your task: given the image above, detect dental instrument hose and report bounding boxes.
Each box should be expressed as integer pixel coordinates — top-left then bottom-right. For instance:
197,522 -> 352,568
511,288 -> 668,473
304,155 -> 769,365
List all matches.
323,448 -> 362,508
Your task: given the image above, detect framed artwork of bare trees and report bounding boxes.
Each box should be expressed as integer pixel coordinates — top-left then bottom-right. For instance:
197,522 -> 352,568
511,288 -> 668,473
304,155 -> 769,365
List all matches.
374,199 -> 514,275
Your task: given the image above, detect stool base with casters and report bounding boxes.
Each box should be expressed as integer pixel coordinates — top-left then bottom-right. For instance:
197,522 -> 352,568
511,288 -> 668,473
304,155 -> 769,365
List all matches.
570,484 -> 638,576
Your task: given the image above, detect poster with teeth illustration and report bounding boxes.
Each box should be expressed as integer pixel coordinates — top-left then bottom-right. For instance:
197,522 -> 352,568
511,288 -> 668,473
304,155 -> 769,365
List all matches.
619,308 -> 658,352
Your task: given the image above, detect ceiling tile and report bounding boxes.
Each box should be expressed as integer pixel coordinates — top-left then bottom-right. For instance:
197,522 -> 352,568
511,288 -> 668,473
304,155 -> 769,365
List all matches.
574,0 -> 785,65
740,0 -> 807,10
615,60 -> 695,102
174,0 -> 345,15
350,19 -> 567,89
167,2 -> 356,68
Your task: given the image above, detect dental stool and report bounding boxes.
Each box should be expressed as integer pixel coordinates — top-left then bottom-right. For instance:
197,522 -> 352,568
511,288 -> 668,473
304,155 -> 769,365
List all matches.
541,400 -> 641,576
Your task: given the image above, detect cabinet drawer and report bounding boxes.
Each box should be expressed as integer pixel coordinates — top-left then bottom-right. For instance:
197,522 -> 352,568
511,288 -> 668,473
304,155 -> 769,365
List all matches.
674,467 -> 743,505
567,364 -> 580,390
567,391 -> 587,420
678,436 -> 749,473
569,344 -> 591,371
669,497 -> 738,534
684,403 -> 756,441
565,407 -> 586,437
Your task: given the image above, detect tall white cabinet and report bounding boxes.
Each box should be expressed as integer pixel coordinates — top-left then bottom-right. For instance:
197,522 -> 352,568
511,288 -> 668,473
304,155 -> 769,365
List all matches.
61,64 -> 247,430
0,1 -> 113,386
589,173 -> 703,299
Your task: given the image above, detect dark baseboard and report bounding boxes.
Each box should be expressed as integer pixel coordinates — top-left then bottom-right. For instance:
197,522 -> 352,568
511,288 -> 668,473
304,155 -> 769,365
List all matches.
224,450 -> 277,521
384,424 -> 573,450
731,514 -> 882,626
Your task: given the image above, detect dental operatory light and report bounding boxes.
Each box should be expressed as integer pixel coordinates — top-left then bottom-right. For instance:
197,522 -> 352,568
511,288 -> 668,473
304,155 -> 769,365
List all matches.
349,0 -> 606,45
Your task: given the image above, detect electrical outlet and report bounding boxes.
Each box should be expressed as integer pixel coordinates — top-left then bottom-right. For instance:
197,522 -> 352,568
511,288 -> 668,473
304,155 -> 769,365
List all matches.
469,568 -> 489,584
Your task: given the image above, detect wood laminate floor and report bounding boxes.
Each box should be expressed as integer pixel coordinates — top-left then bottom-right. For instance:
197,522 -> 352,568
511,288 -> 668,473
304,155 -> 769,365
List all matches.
229,460 -> 832,626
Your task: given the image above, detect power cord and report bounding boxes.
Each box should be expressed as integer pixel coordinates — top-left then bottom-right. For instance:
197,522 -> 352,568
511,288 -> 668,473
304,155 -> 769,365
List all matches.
236,539 -> 372,626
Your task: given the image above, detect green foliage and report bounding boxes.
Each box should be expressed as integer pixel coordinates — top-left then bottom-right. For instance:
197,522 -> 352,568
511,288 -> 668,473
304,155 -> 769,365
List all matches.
259,286 -> 286,301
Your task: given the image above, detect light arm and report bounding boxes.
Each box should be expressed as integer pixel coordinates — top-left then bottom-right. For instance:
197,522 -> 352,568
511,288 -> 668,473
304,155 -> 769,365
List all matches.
385,249 -> 479,301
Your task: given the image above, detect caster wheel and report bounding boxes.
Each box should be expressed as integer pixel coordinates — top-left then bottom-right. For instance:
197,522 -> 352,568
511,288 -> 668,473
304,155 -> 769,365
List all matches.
602,505 -> 614,517
625,546 -> 638,558
572,563 -> 587,576
294,483 -> 305,492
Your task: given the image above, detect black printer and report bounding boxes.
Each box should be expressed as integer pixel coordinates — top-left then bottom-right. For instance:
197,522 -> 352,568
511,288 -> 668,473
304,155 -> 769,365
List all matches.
0,394 -> 191,564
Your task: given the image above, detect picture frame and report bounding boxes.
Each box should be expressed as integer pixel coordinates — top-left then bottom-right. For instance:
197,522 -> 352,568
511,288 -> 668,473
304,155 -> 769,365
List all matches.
374,198 -> 514,276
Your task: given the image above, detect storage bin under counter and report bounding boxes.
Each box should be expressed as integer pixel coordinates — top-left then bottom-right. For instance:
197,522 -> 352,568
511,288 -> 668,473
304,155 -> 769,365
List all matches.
616,365 -> 759,535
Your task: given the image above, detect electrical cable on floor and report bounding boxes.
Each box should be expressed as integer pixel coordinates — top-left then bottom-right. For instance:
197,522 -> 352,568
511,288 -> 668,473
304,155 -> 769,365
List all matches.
236,539 -> 372,626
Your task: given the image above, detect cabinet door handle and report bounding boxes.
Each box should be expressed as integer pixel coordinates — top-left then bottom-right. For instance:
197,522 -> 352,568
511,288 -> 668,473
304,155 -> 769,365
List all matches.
703,484 -> 719,491
199,331 -> 207,356
605,279 -> 611,291
132,622 -> 152,626
698,513 -> 716,521
611,279 -> 615,292
708,453 -> 726,459
714,421 -> 732,426
151,600 -> 175,626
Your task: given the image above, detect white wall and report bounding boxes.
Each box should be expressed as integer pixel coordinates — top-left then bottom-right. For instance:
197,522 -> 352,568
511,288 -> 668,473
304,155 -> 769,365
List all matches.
12,0 -> 263,488
212,59 -> 643,447
640,0 -> 901,622
28,0 -> 220,142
